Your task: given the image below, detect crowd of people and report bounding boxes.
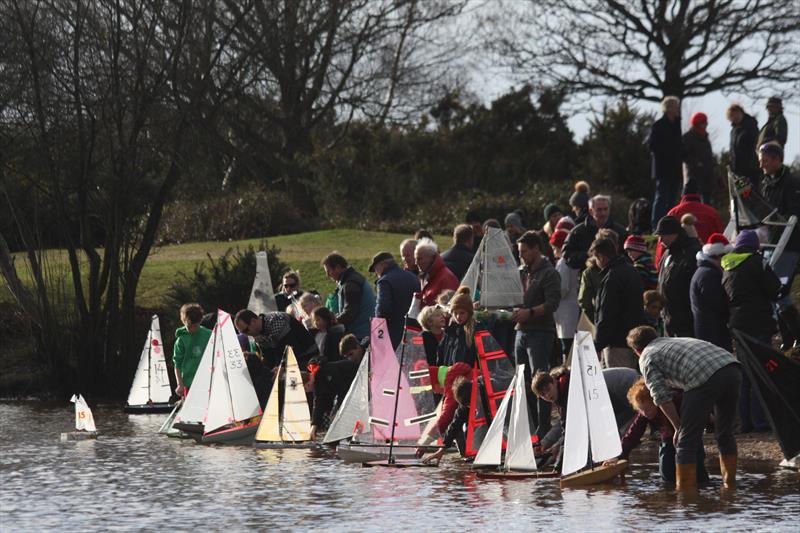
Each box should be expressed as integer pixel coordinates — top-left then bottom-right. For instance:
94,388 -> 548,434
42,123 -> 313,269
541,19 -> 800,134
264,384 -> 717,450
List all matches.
169,95 -> 798,489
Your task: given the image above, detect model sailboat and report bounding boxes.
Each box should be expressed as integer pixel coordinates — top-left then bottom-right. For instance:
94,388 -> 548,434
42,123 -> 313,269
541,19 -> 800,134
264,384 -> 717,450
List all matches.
462,227 -> 524,309
254,347 -> 314,448
61,394 -> 98,441
125,315 -> 173,413
248,251 -> 278,314
473,365 -> 557,478
173,309 -> 262,445
327,318 -> 441,465
560,331 -> 627,487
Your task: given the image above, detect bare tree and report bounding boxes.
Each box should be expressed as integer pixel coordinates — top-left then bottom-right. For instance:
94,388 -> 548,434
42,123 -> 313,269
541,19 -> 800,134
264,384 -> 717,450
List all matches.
490,0 -> 800,101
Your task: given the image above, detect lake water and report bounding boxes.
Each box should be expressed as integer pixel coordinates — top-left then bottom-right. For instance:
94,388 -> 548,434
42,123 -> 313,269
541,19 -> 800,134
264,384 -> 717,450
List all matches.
1,402 -> 797,532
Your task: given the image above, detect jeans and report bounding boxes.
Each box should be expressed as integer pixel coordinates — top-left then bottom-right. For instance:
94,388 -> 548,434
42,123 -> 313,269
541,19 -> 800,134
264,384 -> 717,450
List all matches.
515,329 -> 554,439
676,364 -> 741,465
651,178 -> 681,229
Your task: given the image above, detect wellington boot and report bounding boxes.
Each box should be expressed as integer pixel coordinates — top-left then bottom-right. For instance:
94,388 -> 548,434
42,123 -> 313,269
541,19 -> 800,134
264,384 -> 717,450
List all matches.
675,462 -> 697,491
719,454 -> 737,488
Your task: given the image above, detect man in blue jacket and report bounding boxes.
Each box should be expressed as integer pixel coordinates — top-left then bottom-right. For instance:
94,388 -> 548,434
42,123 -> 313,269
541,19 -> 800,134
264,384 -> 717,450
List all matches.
322,253 -> 375,340
370,251 -> 418,348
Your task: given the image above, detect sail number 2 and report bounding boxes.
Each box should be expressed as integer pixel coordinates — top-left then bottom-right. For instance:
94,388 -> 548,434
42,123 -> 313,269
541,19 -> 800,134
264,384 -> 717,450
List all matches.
226,349 -> 244,370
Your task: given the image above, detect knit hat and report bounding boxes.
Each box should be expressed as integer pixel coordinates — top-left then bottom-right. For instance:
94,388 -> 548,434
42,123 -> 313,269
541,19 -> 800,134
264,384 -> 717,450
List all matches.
555,216 -> 575,232
681,213 -> 698,239
549,229 -> 569,249
690,112 -> 708,127
655,216 -> 680,236
734,229 -> 760,252
504,212 -> 525,230
543,203 -> 561,221
703,233 -> 733,257
449,286 -> 474,318
569,181 -> 590,209
623,235 -> 648,254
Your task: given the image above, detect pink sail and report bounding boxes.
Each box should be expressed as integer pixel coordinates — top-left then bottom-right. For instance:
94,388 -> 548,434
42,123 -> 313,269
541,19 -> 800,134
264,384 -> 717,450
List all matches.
368,318 -> 420,443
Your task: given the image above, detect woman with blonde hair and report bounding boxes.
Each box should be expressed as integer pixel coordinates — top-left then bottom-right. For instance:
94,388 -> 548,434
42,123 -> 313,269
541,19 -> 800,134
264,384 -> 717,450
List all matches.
435,286 -> 477,367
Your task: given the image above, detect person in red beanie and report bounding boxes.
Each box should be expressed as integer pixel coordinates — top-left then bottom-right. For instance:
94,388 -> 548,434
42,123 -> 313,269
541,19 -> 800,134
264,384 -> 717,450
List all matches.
682,112 -> 719,204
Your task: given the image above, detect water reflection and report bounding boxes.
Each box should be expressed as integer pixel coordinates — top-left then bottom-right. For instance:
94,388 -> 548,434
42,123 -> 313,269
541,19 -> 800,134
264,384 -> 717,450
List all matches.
1,402 -> 797,532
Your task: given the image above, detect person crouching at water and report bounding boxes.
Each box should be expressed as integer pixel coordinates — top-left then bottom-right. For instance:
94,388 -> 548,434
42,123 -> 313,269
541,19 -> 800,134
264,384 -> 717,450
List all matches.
418,375 -> 473,464
305,354 -> 359,441
531,366 -> 639,468
173,303 -> 212,398
436,287 -> 477,367
604,378 -> 709,484
626,326 -> 741,489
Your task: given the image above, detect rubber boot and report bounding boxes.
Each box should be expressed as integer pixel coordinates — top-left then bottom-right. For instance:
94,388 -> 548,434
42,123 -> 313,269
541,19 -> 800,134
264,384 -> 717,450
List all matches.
675,462 -> 697,491
719,454 -> 737,488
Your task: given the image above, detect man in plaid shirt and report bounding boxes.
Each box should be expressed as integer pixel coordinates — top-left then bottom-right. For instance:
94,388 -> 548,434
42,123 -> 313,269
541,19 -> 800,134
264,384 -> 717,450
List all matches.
627,326 -> 741,490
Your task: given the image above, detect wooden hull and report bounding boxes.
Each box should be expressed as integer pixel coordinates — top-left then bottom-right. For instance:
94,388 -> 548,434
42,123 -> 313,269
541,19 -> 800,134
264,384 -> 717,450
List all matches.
560,460 -> 628,488
202,420 -> 260,446
254,440 -> 317,449
336,442 -> 418,464
124,402 -> 174,414
476,470 -> 559,480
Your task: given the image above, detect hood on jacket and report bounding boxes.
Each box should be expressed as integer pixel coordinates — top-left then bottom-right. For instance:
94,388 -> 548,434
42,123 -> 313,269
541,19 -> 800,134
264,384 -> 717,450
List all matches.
696,251 -> 721,268
175,326 -> 190,338
721,252 -> 753,271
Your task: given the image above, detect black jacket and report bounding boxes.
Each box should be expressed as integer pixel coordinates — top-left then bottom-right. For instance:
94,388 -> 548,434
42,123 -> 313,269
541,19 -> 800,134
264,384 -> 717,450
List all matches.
275,289 -> 304,314
437,322 -> 477,367
441,243 -> 475,281
320,324 -> 345,363
690,255 -> 731,351
647,114 -> 683,182
563,216 -> 629,270
760,166 -> 800,253
311,359 -> 359,428
682,129 -> 716,194
722,253 -> 782,338
658,231 -> 702,337
730,114 -> 759,179
595,255 -> 644,350
423,330 -> 442,366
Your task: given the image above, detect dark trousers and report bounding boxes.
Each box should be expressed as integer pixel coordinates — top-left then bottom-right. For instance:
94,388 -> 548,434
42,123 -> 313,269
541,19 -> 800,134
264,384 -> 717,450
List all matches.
676,363 -> 741,464
515,330 -> 553,439
651,177 -> 680,229
660,440 -> 709,483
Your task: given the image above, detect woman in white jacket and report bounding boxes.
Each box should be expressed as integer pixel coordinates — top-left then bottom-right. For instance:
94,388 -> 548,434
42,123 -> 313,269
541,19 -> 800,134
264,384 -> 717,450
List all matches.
550,217 -> 580,365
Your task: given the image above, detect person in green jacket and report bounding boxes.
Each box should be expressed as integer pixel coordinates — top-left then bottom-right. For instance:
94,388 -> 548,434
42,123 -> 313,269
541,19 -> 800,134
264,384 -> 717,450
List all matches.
173,303 -> 212,397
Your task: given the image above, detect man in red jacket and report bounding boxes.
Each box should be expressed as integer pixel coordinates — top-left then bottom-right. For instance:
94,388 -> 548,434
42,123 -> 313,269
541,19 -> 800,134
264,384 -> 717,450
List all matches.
658,181 -> 725,268
415,238 -> 459,307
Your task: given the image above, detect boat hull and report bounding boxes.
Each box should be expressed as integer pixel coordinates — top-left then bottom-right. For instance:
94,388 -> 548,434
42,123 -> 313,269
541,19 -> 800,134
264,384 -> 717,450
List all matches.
476,470 -> 559,480
60,431 -> 98,442
254,440 -> 317,449
124,402 -> 174,414
202,420 -> 260,446
560,460 -> 628,488
336,442 -> 418,464
362,458 -> 438,468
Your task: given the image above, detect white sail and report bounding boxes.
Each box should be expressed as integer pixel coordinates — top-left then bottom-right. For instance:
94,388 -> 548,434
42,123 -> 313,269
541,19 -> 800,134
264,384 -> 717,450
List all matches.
323,352 -> 371,444
175,328 -> 215,425
561,338 -> 589,477
128,315 -> 172,406
577,333 -> 622,463
218,310 -> 261,422
504,364 -> 538,471
561,332 -> 622,476
205,310 -> 261,433
71,394 -> 96,432
248,251 -> 278,314
480,228 -> 524,308
473,370 -> 516,467
461,243 -> 482,295
280,348 -> 312,442
256,362 -> 282,441
127,327 -> 152,406
147,316 -> 172,403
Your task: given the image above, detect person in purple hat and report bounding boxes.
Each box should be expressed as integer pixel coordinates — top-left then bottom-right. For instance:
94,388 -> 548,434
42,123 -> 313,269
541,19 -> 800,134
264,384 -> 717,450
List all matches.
721,229 -> 782,433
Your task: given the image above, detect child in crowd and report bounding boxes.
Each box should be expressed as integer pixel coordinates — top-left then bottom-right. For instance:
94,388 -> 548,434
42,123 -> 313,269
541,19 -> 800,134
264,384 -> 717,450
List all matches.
643,290 -> 666,336
310,307 -> 345,362
436,286 -> 477,367
418,305 -> 447,366
173,303 -> 212,398
624,235 -> 658,290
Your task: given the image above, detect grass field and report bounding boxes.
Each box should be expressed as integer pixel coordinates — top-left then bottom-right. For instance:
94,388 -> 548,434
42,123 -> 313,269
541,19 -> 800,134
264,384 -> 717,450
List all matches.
4,230 -> 409,310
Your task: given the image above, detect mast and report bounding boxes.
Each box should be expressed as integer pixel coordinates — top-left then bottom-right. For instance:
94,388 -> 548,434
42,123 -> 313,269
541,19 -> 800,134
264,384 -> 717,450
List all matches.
146,327 -> 152,402
577,335 -> 594,471
387,317 -> 408,465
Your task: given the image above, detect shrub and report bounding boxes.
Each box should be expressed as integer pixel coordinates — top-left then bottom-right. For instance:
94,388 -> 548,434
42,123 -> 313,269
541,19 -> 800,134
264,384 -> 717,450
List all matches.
157,187 -> 312,245
164,241 -> 288,315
